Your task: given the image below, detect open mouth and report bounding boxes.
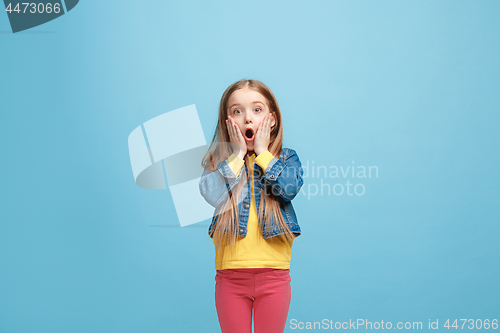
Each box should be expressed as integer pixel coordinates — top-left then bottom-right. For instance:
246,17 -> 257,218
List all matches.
244,127 -> 255,142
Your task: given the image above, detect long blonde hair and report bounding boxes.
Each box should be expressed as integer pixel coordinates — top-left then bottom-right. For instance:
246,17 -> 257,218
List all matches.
201,79 -> 296,257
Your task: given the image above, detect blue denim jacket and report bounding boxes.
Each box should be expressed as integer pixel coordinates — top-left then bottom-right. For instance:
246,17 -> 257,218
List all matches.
199,147 -> 304,240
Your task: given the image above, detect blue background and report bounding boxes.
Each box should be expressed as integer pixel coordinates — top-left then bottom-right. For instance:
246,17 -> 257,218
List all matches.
1,1 -> 499,332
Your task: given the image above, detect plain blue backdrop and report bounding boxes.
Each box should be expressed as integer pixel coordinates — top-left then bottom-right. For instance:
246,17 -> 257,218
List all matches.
1,1 -> 499,332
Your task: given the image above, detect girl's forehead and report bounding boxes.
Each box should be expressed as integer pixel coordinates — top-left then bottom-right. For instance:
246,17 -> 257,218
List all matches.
228,89 -> 267,106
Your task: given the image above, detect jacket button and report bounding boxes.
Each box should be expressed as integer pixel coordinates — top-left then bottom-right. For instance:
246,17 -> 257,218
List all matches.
270,175 -> 275,179
244,204 -> 249,209
227,174 -> 231,177
265,232 -> 270,236
239,228 -> 244,234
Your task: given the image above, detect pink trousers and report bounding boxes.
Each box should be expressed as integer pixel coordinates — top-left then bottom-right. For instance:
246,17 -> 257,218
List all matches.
215,268 -> 291,333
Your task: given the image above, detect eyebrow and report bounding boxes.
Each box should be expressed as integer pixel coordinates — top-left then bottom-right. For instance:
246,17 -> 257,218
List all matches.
228,101 -> 264,109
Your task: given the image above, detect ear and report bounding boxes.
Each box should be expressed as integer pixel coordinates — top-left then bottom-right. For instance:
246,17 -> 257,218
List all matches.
270,113 -> 276,128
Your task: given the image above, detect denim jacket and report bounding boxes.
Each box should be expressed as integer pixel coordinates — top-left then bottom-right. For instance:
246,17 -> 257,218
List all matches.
199,147 -> 304,240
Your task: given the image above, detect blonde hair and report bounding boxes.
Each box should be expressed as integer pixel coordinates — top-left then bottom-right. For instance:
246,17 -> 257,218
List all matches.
201,79 -> 296,259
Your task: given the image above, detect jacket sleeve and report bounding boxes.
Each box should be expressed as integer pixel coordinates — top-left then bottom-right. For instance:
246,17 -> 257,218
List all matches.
256,149 -> 304,202
199,154 -> 245,208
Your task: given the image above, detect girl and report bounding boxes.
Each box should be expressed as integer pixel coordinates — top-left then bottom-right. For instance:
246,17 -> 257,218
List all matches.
199,79 -> 304,333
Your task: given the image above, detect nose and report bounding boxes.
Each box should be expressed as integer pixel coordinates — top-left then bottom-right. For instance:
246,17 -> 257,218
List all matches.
244,110 -> 253,124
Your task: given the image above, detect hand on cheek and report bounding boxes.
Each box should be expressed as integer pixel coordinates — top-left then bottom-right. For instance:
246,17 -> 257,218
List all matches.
254,113 -> 273,156
226,116 -> 247,159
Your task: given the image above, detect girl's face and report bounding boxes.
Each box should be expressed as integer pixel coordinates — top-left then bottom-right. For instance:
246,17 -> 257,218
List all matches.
226,87 -> 276,152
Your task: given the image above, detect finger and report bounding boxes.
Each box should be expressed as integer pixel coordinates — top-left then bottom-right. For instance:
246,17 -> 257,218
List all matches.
233,120 -> 242,139
258,117 -> 265,134
230,118 -> 237,137
233,121 -> 239,141
230,120 -> 241,146
235,125 -> 242,141
265,114 -> 270,135
226,119 -> 231,137
235,121 -> 244,142
227,119 -> 234,139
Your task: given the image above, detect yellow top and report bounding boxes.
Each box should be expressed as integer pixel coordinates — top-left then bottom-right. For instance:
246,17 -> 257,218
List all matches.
214,150 -> 293,270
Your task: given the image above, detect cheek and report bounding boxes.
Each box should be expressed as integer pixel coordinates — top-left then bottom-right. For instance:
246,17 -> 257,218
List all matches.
231,121 -> 242,130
